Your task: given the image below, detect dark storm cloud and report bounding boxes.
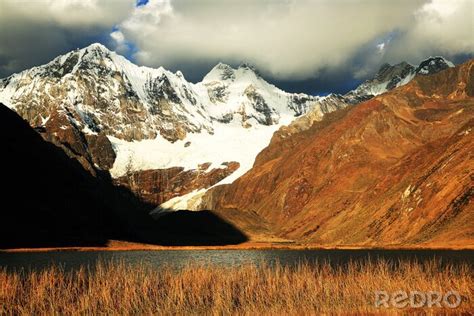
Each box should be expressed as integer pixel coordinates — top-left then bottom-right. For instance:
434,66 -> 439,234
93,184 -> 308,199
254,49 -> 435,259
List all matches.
0,0 -> 133,77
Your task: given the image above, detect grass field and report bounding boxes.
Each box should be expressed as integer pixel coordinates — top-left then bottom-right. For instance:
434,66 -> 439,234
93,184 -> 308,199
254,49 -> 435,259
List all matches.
1,259 -> 472,314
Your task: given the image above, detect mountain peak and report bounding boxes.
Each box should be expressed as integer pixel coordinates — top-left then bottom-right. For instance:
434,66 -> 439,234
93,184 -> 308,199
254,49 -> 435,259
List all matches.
416,56 -> 454,75
216,62 -> 233,69
419,56 -> 454,66
349,56 -> 455,100
238,62 -> 261,76
203,61 -> 264,83
203,62 -> 236,82
80,43 -> 115,61
238,62 -> 255,70
374,61 -> 415,82
378,62 -> 392,72
83,42 -> 111,53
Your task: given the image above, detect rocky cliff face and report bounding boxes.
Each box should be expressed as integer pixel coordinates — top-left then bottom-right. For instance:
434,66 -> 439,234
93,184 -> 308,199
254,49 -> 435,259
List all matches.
114,162 -> 239,206
36,108 -> 116,175
201,60 -> 474,247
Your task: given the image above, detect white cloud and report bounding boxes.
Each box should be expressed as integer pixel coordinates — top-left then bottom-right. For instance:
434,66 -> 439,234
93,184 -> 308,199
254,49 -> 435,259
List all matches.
111,0 -> 473,80
377,43 -> 386,52
110,29 -> 128,54
0,0 -> 472,82
385,0 -> 474,63
110,30 -> 125,44
121,0 -> 174,35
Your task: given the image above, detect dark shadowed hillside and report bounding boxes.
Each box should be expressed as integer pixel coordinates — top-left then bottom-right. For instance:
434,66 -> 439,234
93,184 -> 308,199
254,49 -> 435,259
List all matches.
0,103 -> 248,248
0,103 -> 156,248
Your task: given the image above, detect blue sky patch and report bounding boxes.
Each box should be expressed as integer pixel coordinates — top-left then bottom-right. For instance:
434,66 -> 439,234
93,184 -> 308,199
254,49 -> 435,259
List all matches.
136,0 -> 149,7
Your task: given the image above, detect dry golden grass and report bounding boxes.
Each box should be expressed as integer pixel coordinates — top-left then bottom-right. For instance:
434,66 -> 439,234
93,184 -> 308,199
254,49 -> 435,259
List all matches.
0,259 -> 472,315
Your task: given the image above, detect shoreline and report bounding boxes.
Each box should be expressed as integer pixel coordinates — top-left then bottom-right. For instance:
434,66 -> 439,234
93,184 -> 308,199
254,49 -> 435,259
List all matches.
2,240 -> 473,253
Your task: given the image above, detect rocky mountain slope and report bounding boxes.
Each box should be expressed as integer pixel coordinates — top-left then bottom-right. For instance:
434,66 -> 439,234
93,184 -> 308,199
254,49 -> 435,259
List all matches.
162,57 -> 456,210
0,44 -> 334,192
0,44 -> 456,209
276,57 -> 455,140
201,59 -> 474,247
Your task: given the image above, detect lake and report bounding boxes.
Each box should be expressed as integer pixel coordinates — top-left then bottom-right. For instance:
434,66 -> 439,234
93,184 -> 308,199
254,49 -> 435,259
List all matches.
1,249 -> 473,272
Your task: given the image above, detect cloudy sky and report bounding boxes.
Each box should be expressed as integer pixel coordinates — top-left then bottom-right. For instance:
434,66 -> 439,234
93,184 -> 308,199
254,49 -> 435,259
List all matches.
0,0 -> 472,95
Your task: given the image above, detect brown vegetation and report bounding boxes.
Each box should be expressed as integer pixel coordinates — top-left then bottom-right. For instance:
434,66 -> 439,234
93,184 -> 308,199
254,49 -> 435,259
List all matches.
1,260 -> 472,314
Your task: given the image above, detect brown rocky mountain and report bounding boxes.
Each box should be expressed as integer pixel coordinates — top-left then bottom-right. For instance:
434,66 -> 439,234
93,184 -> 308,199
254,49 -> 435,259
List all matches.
115,162 -> 239,206
36,108 -> 117,175
2,45 -> 454,210
201,59 -> 474,247
0,44 -> 336,206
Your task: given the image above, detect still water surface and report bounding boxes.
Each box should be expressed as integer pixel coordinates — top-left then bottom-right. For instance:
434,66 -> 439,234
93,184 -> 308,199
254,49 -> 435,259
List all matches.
0,249 -> 472,271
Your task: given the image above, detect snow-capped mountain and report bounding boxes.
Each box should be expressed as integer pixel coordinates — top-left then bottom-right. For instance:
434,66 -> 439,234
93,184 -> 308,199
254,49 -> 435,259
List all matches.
0,43 -> 335,184
0,43 -> 322,143
0,43 -> 455,211
157,56 -> 456,211
0,43 -> 211,142
198,62 -> 318,125
415,56 -> 455,75
344,56 -> 454,103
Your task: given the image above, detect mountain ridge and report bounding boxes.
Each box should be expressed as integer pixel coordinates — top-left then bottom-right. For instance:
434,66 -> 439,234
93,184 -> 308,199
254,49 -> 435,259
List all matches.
0,43 -> 457,209
0,43 -> 324,141
199,59 -> 474,247
0,43 -> 339,191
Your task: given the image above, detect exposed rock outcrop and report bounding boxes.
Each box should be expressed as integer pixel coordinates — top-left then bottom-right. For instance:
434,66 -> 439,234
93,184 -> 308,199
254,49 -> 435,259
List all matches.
38,108 -> 116,175
85,133 -> 117,170
115,162 -> 240,206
